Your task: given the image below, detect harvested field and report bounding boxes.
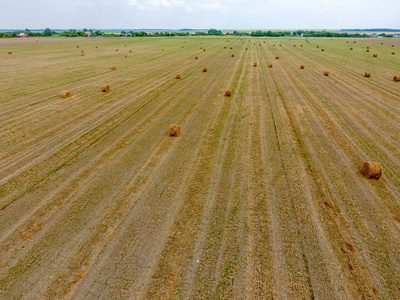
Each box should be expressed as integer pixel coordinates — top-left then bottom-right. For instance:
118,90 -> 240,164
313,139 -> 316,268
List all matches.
1,36 -> 400,299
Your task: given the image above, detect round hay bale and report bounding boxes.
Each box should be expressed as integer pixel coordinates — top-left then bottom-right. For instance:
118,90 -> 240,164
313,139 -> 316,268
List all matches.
95,46 -> 98,48
232,54 -> 235,57
81,53 -> 85,56
111,66 -> 116,70
230,47 -> 232,49
381,43 -> 383,45
321,49 -> 325,51
195,56 -> 198,59
393,76 -> 400,82
362,162 -> 383,179
392,52 -> 395,55
324,71 -> 330,76
225,89 -> 231,97
129,50 -> 132,53
76,46 -> 79,48
392,45 -> 395,47
176,74 -> 181,79
279,44 -> 282,46
317,45 -> 319,48
367,46 -> 370,49
364,72 -> 371,78
81,49 -> 84,53
8,51 -> 12,55
245,48 -> 248,50
182,46 -> 184,48
169,124 -> 180,137
301,45 -> 303,47
273,44 -> 275,46
300,65 -> 305,69
200,47 -> 202,49
366,49 -> 370,52
293,45 -> 296,47
203,49 -> 206,51
275,56 -> 279,59
350,48 -> 353,50
60,91 -> 71,98
125,44 -> 127,47
162,49 -> 164,51
346,41 -> 349,43
253,62 -> 257,67
101,85 -> 110,92
373,54 -> 377,57
115,49 -> 118,52
203,67 -> 208,72
124,55 -> 128,58
268,64 -> 273,68
224,46 -> 226,49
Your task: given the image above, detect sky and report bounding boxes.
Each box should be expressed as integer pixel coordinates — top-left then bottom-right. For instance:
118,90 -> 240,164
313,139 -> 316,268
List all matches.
1,0 -> 399,30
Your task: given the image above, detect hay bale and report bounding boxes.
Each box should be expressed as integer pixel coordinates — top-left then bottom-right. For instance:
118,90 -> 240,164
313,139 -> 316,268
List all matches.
111,66 -> 117,70
293,45 -> 296,47
96,46 -> 98,48
393,76 -> 400,82
268,64 -> 273,68
195,56 -> 198,59
392,45 -> 395,47
362,162 -> 383,179
317,45 -> 319,48
275,56 -> 279,59
101,85 -> 110,92
81,50 -> 84,53
176,74 -> 181,79
245,48 -> 248,50
169,124 -> 180,137
224,46 -> 226,49
8,51 -> 12,55
392,52 -> 395,55
232,54 -> 235,57
203,67 -> 208,72
324,71 -> 329,76
366,50 -> 370,52
124,55 -> 128,58
253,62 -> 257,67
182,46 -> 184,48
203,49 -> 206,51
350,48 -> 353,50
225,89 -> 231,97
115,49 -> 118,52
60,91 -> 71,98
200,47 -> 202,49
162,49 -> 164,51
230,47 -> 232,49
300,65 -> 305,69
381,43 -> 383,45
279,44 -> 282,46
373,54 -> 377,57
367,46 -> 370,49
76,46 -> 79,48
301,45 -> 303,47
364,72 -> 371,78
81,53 -> 85,56
129,50 -> 132,53
273,44 -> 275,46
321,49 -> 325,51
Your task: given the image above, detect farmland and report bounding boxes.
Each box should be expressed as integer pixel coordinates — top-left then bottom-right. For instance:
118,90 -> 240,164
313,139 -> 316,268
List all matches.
1,36 -> 400,299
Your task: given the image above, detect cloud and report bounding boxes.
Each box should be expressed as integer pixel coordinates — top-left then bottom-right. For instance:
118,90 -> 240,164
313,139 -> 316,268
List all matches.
128,0 -> 191,11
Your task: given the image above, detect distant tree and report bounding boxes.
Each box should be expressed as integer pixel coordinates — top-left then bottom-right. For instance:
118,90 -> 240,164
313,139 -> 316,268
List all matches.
208,28 -> 223,35
42,28 -> 53,36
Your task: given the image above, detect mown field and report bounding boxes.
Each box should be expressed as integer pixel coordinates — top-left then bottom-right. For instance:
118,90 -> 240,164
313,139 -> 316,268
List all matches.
1,36 -> 400,299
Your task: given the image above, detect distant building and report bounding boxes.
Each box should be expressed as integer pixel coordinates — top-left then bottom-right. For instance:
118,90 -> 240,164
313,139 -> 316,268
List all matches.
17,33 -> 28,38
85,32 -> 92,37
370,33 -> 378,38
393,34 -> 400,38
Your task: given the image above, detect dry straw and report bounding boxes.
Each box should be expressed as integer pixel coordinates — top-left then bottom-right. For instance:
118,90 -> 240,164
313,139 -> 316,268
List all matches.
176,74 -> 181,79
324,71 -> 330,76
169,124 -> 180,137
111,66 -> 116,70
101,85 -> 110,92
300,65 -> 305,69
60,91 -> 71,98
364,72 -> 371,78
362,162 -> 383,179
225,89 -> 232,97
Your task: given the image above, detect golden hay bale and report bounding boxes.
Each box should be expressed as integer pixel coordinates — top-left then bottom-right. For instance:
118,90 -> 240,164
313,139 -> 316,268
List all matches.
364,72 -> 371,77
324,71 -> 330,76
350,48 -> 353,50
81,49 -> 84,53
203,49 -> 206,51
203,67 -> 208,72
321,49 -> 325,51
162,49 -> 164,51
182,46 -> 184,48
230,47 -> 232,49
275,56 -> 279,59
293,45 -> 296,47
392,52 -> 395,55
8,51 -> 12,54
366,49 -> 370,52
392,45 -> 395,47
124,55 -> 128,58
373,54 -> 377,57
169,124 -> 180,137
268,64 -> 273,68
300,65 -> 305,69
95,46 -> 98,48
367,46 -> 370,49
346,41 -> 349,43
76,46 -> 79,48
317,45 -> 319,48
224,46 -> 226,49
81,53 -> 85,56
279,44 -> 282,46
362,162 -> 383,179
200,47 -> 202,49
129,50 -> 132,53
176,74 -> 181,79
393,76 -> 400,82
253,62 -> 257,67
111,66 -> 116,70
225,89 -> 232,97
115,49 -> 118,52
381,43 -> 383,45
101,85 -> 110,92
273,44 -> 275,46
232,54 -> 235,57
125,44 -> 127,47
245,48 -> 248,50
195,56 -> 198,59
60,91 -> 71,98
301,45 -> 303,47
